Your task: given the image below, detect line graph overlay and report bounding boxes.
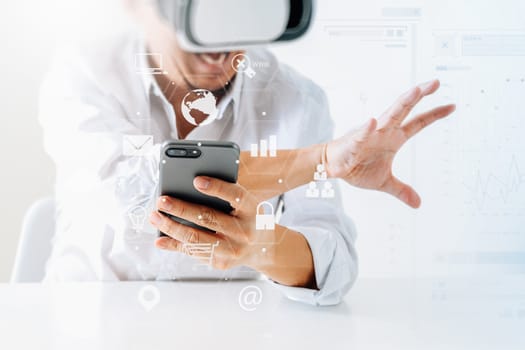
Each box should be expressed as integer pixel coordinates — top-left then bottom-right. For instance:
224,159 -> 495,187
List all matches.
462,153 -> 525,213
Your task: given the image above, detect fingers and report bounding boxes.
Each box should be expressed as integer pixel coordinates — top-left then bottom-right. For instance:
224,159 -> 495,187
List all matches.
193,176 -> 247,211
418,78 -> 441,95
150,210 -> 217,244
155,235 -> 222,266
381,175 -> 421,208
402,104 -> 456,139
377,86 -> 421,128
155,236 -> 183,252
379,79 -> 440,128
154,196 -> 233,233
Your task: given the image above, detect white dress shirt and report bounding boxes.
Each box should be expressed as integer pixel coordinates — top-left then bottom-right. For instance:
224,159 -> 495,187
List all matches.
39,31 -> 358,306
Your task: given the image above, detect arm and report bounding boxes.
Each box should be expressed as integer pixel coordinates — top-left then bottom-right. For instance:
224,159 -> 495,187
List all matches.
238,79 -> 456,208
150,177 -> 317,287
237,145 -> 323,203
150,79 -> 455,304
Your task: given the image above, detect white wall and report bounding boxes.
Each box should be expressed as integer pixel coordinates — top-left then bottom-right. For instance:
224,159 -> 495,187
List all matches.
0,0 -> 132,282
0,2 -> 55,281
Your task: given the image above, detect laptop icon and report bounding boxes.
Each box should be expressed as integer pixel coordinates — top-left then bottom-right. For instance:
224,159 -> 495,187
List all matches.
135,53 -> 166,75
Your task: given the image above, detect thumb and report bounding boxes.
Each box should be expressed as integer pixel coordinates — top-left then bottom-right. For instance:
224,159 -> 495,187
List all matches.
382,175 -> 421,208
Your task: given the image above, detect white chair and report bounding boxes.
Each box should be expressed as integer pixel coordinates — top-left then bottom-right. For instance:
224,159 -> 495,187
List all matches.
11,197 -> 55,283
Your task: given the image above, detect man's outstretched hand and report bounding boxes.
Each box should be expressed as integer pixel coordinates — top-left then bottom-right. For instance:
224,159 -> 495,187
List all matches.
326,79 -> 455,208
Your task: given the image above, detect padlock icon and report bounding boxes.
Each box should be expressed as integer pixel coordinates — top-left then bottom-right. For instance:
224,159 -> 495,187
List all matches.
255,201 -> 275,230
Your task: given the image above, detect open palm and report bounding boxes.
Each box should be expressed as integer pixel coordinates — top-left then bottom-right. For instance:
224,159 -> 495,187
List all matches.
326,80 -> 455,208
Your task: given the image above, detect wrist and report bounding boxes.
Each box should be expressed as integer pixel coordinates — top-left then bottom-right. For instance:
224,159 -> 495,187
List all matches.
303,142 -> 327,177
244,225 -> 316,288
243,225 -> 283,272
307,142 -> 336,181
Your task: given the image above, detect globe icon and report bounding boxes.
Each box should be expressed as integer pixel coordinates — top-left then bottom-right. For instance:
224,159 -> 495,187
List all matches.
181,89 -> 219,126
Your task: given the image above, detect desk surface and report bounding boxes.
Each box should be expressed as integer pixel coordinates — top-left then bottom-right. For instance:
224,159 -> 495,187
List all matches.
1,278 -> 524,350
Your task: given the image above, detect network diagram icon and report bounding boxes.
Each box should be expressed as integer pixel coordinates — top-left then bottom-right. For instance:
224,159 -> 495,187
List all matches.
313,163 -> 327,180
306,181 -> 320,198
306,163 -> 335,198
321,182 -> 335,198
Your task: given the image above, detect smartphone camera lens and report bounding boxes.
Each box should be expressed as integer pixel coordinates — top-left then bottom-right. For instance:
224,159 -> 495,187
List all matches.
166,148 -> 188,157
165,148 -> 201,158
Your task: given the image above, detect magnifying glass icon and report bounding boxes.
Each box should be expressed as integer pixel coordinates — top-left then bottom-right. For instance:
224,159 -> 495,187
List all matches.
231,53 -> 256,79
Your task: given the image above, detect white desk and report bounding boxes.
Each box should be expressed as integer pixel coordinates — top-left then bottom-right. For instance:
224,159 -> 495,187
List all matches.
1,278 -> 524,350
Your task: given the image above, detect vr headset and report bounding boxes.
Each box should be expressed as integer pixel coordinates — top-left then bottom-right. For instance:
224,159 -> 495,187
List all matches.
156,0 -> 314,52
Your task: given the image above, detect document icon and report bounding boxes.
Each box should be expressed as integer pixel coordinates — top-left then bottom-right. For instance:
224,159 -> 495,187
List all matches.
123,135 -> 154,156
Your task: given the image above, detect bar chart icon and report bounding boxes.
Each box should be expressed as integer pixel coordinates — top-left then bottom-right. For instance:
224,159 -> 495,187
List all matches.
250,135 -> 277,157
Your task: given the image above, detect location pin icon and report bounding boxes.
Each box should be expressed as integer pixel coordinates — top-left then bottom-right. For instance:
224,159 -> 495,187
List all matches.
138,285 -> 161,312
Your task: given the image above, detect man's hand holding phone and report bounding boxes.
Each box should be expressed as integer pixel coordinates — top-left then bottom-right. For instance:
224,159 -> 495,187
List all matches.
151,176 -> 264,268
149,176 -> 316,287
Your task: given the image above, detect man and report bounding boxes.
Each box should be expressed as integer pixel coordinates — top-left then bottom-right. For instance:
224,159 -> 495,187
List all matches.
39,1 -> 454,305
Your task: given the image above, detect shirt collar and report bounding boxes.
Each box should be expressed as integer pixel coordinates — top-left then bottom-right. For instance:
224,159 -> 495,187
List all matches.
137,38 -> 243,124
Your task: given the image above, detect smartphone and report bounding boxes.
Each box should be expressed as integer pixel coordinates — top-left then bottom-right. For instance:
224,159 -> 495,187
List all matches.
158,140 -> 240,234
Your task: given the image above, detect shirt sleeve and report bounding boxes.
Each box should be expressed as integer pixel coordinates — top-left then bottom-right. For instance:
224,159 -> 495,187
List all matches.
271,185 -> 358,306
268,84 -> 359,306
39,50 -> 161,282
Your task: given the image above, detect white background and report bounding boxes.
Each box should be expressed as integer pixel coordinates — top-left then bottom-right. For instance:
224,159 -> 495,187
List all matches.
0,2 -> 55,281
1,0 -> 524,282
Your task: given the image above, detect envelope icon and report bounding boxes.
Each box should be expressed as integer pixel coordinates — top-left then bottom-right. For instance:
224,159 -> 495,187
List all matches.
123,134 -> 154,156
